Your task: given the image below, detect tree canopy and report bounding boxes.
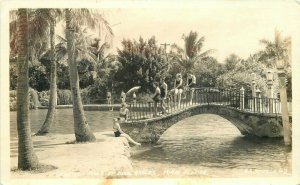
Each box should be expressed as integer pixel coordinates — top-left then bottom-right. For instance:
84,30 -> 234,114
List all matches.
115,36 -> 168,93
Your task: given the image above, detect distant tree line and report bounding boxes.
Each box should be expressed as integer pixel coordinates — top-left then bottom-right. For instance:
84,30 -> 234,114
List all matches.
10,30 -> 291,101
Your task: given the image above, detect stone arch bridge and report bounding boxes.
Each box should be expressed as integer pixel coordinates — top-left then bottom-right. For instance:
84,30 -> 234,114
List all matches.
121,88 -> 292,143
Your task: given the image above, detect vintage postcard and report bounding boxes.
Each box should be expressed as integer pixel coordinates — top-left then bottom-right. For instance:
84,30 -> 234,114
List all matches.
1,0 -> 300,185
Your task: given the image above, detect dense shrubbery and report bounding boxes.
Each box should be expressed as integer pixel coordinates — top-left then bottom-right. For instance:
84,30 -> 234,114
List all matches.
57,89 -> 72,105
29,65 -> 50,91
37,89 -> 99,106
10,89 -> 38,111
216,54 -> 269,95
38,91 -> 50,106
10,90 -> 17,111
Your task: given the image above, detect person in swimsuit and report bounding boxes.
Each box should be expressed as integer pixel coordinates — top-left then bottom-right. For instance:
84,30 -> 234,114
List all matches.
120,90 -> 126,104
160,78 -> 168,114
186,73 -> 196,104
152,82 -> 161,117
174,73 -> 183,106
132,92 -> 137,104
107,91 -> 112,111
119,103 -> 130,121
113,117 -> 141,146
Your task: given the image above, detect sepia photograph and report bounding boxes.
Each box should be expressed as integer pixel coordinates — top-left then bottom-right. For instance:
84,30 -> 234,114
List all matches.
1,0 -> 300,184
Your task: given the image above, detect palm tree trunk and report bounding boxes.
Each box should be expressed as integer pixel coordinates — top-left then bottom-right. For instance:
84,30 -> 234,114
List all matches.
36,18 -> 57,135
65,9 -> 96,142
16,8 -> 39,170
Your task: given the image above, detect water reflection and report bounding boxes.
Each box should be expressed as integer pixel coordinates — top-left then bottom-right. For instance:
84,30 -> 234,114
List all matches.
10,109 -> 117,139
132,114 -> 291,172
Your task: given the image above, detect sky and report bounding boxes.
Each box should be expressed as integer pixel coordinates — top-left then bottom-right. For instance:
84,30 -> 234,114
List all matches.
92,0 -> 300,62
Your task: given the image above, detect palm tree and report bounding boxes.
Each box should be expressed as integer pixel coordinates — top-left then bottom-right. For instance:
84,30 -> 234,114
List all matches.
16,8 -> 39,170
259,29 -> 291,68
37,9 -> 112,135
10,9 -> 46,62
35,9 -> 63,135
10,9 -> 62,135
260,30 -> 292,99
170,31 -> 214,74
65,8 -> 108,142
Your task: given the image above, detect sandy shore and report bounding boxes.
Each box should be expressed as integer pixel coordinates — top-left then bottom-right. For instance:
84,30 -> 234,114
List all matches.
10,132 -> 134,179
10,131 -> 293,179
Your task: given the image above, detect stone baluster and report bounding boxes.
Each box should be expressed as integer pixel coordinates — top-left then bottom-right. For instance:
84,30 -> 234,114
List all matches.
266,70 -> 274,113
240,87 -> 245,110
251,73 -> 256,112
256,88 -> 261,112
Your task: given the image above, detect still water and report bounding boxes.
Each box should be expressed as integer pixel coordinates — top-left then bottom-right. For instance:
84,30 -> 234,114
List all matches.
130,114 -> 291,177
10,110 -> 291,177
10,109 -> 117,139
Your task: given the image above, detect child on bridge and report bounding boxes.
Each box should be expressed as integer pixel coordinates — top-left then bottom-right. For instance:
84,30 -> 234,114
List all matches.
119,103 -> 130,121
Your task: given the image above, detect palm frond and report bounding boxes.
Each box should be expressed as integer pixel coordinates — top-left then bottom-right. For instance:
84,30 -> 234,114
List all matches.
56,34 -> 67,43
52,9 -> 64,23
196,49 -> 215,60
260,39 -> 273,46
55,42 -> 67,64
93,11 -> 114,36
170,43 -> 184,55
195,36 -> 205,50
29,9 -> 51,43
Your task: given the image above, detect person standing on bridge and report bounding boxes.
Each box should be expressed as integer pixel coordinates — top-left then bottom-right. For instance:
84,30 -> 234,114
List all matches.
132,92 -> 137,104
120,90 -> 126,104
174,73 -> 183,106
119,103 -> 130,121
186,72 -> 196,104
152,82 -> 161,117
113,117 -> 141,146
107,91 -> 112,111
160,77 -> 168,114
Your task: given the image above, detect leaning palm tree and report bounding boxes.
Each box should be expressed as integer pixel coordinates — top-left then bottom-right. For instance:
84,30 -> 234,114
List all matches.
16,8 -> 39,170
65,8 -> 111,142
35,9 -> 63,135
11,9 -> 62,135
170,31 -> 214,74
37,9 -> 112,136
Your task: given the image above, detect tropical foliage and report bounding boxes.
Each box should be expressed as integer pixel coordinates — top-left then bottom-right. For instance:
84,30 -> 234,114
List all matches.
169,31 -> 214,76
115,36 -> 168,93
9,9 -> 292,103
259,30 -> 292,98
259,30 -> 291,68
194,56 -> 224,87
216,53 -> 269,95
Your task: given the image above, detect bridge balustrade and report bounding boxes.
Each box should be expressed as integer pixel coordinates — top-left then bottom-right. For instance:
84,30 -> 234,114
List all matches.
245,96 -> 281,114
127,88 -> 283,121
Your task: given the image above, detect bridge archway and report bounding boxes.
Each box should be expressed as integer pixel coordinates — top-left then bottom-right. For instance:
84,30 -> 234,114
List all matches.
157,113 -> 242,144
121,104 -> 285,143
